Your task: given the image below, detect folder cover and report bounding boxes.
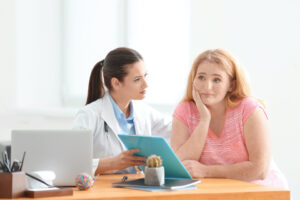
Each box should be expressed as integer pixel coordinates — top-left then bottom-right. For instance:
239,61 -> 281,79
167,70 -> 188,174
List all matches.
113,178 -> 200,190
118,135 -> 192,179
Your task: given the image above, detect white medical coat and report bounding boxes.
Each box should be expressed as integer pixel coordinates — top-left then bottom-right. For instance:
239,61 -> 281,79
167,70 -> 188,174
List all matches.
72,92 -> 171,173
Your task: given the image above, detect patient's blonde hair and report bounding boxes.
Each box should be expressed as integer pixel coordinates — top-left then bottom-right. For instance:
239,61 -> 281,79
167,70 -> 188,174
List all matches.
183,49 -> 253,108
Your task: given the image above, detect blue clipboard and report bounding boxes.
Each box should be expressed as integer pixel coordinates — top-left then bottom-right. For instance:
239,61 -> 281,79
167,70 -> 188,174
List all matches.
118,135 -> 192,179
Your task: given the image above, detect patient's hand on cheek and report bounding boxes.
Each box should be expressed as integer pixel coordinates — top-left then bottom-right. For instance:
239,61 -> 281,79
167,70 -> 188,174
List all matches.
192,83 -> 211,122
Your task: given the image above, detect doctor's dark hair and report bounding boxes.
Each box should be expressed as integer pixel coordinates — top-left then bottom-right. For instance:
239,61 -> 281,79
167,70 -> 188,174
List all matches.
86,47 -> 143,105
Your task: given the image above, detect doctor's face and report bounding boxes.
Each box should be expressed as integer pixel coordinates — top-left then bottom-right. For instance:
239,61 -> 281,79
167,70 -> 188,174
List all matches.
119,60 -> 148,100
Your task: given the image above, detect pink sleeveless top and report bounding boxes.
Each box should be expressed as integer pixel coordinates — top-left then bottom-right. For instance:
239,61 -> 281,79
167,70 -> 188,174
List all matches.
173,97 -> 288,189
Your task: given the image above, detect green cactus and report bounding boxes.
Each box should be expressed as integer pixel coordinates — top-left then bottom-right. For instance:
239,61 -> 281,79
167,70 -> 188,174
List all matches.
146,154 -> 162,168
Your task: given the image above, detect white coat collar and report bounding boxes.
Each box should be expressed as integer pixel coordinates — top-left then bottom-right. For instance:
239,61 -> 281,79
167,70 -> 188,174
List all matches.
100,92 -> 146,136
132,103 -> 145,136
100,92 -> 121,136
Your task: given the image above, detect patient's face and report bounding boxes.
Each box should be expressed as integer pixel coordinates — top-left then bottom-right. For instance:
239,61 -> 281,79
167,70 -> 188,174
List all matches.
193,61 -> 232,107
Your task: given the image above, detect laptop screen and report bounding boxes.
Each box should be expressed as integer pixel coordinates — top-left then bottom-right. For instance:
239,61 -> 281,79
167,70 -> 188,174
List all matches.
11,129 -> 93,186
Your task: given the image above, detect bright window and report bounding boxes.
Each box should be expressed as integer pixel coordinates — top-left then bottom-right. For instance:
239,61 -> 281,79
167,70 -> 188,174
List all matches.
62,0 -> 191,111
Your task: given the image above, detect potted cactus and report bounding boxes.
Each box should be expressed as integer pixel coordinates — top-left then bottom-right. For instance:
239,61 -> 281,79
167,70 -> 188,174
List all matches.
144,154 -> 165,186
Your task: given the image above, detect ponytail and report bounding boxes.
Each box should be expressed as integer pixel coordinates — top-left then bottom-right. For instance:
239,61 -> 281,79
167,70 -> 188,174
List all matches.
86,60 -> 105,105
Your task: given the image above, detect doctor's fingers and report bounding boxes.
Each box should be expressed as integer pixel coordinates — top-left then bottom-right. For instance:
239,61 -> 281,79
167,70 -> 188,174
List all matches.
123,149 -> 140,155
118,159 -> 144,167
129,160 -> 146,166
121,154 -> 146,162
118,152 -> 143,161
129,155 -> 146,161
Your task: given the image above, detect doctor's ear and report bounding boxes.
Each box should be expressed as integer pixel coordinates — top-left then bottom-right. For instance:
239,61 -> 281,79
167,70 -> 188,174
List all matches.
111,77 -> 121,90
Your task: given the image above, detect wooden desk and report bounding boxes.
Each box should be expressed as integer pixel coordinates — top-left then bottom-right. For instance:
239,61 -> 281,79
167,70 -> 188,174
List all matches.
6,174 -> 290,200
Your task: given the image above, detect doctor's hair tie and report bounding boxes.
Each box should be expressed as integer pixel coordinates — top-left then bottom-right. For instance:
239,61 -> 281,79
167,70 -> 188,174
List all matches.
99,60 -> 104,67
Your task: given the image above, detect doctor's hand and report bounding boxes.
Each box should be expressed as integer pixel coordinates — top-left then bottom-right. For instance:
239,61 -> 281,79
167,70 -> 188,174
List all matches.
114,149 -> 146,169
192,83 -> 211,122
95,149 -> 146,175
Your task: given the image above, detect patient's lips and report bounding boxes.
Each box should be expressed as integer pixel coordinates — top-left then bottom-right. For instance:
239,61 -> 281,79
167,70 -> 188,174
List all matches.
201,93 -> 212,97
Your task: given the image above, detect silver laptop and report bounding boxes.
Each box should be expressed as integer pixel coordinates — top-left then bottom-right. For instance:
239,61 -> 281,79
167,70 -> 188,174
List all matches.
11,129 -> 93,186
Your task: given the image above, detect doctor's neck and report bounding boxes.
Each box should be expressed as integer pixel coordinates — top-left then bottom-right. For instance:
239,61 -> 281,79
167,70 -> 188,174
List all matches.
109,91 -> 131,118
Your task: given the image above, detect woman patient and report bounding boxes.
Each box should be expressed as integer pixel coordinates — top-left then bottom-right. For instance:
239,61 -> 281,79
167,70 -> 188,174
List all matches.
171,49 -> 288,188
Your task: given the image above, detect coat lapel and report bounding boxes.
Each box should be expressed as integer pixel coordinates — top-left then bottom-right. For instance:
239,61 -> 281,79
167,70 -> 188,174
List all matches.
132,101 -> 146,136
100,94 -> 149,138
100,93 -> 121,136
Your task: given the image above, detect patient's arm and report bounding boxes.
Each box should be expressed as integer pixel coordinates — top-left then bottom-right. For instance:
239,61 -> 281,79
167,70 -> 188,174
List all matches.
183,108 -> 271,181
171,117 -> 209,161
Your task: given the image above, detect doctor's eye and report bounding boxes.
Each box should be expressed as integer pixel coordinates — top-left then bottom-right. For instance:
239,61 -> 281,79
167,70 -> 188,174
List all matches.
134,77 -> 141,82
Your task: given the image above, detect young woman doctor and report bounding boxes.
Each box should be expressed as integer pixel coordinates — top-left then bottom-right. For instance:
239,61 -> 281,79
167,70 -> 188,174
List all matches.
73,47 -> 171,175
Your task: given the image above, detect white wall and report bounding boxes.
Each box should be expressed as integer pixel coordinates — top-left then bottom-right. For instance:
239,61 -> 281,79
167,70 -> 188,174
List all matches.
0,0 -> 17,113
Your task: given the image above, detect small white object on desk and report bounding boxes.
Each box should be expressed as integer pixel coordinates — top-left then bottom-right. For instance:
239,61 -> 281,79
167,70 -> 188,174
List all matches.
26,170 -> 56,189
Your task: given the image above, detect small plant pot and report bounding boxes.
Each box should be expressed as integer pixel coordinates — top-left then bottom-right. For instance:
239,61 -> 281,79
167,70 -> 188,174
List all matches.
144,166 -> 165,186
